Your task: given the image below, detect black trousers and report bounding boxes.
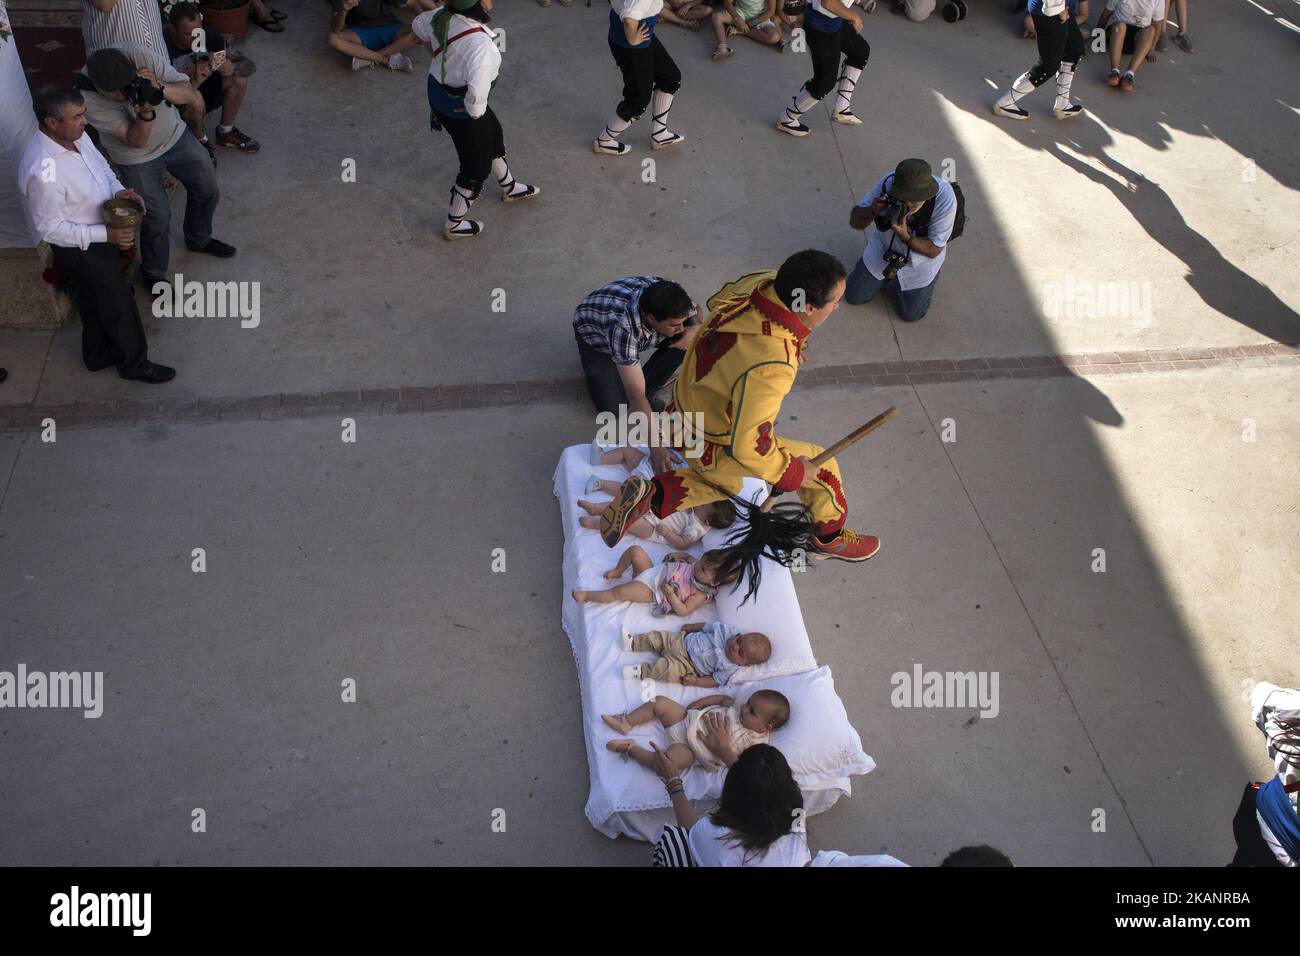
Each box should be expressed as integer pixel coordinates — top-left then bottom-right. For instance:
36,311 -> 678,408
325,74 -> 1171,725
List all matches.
437,106 -> 506,193
1028,12 -> 1084,85
576,335 -> 684,416
610,37 -> 682,122
804,22 -> 870,99
53,243 -> 149,374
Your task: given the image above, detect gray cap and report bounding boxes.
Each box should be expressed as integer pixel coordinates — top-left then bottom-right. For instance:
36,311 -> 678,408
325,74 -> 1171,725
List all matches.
85,49 -> 135,93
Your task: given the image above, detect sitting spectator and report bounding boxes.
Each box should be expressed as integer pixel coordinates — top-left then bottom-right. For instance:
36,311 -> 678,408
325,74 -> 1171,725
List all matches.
326,0 -> 435,72
1152,0 -> 1192,54
1098,0 -> 1164,92
892,0 -> 934,21
77,46 -> 235,296
250,0 -> 288,32
711,0 -> 785,60
659,0 -> 714,31
164,2 -> 260,155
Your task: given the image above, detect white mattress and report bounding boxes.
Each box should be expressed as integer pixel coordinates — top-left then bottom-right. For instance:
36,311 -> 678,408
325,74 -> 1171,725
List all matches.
554,443 -> 875,841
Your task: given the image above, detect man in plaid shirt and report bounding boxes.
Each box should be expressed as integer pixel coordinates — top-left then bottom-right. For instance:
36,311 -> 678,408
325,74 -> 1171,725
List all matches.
573,275 -> 700,473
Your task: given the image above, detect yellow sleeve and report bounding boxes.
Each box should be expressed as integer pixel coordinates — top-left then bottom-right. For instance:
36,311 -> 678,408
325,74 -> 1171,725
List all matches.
727,361 -> 802,491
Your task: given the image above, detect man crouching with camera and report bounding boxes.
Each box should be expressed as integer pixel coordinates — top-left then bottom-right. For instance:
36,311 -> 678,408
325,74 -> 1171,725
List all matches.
846,158 -> 955,323
77,45 -> 236,299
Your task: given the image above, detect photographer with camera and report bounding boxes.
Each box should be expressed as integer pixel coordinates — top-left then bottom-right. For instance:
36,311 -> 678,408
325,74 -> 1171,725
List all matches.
164,2 -> 260,155
845,158 -> 955,324
78,45 -> 235,297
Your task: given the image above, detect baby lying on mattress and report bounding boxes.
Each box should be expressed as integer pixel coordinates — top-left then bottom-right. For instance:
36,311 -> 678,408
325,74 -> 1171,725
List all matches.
622,621 -> 771,687
602,690 -> 791,775
576,444 -> 737,549
572,545 -> 739,618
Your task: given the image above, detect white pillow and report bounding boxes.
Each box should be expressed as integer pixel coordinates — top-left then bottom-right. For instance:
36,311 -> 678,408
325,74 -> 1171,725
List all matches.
711,554 -> 817,683
740,667 -> 875,790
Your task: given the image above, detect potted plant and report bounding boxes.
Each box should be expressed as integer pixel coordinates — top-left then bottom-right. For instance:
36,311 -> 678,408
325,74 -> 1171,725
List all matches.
198,0 -> 251,40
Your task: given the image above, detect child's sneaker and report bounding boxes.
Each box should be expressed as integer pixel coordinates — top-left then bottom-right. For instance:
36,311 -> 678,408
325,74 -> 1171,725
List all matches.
1173,32 -> 1194,53
1120,72 -> 1135,93
585,475 -> 603,494
387,53 -> 413,71
1105,68 -> 1122,87
351,57 -> 375,71
622,664 -> 642,681
620,625 -> 635,652
589,441 -> 604,466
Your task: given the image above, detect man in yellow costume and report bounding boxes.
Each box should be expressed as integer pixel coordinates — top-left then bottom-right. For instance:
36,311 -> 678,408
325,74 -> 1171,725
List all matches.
600,249 -> 881,563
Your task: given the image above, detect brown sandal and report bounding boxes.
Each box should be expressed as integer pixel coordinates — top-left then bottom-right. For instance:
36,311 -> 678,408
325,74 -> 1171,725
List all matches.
251,14 -> 284,31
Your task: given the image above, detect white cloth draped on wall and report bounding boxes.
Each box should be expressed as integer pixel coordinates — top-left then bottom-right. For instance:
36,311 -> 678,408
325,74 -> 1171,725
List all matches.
0,0 -> 39,248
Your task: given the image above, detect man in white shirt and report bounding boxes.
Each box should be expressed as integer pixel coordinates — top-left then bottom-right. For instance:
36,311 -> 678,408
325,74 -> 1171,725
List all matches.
19,86 -> 175,383
414,0 -> 538,240
78,45 -> 235,295
775,0 -> 869,136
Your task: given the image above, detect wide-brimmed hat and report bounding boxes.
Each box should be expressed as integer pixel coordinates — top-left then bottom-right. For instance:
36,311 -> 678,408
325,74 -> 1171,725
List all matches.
890,158 -> 939,202
85,49 -> 135,93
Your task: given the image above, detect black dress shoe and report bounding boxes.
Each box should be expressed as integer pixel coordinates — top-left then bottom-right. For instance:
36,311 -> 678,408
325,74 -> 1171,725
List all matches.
185,238 -> 236,258
142,273 -> 169,300
119,361 -> 176,384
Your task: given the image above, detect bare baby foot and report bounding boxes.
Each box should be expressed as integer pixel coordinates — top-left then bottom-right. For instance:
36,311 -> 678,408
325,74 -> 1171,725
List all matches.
602,713 -> 633,734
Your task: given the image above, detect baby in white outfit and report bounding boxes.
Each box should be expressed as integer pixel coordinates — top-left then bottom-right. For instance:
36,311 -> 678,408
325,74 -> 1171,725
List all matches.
603,689 -> 790,774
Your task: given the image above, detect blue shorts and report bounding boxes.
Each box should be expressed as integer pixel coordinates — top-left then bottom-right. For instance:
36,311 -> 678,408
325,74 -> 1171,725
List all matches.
351,21 -> 401,50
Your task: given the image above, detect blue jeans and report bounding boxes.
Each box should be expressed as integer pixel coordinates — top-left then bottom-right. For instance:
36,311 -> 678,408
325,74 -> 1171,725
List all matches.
845,257 -> 939,323
116,131 -> 219,279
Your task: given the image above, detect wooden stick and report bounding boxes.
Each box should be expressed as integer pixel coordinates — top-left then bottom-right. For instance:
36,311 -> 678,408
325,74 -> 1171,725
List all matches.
759,406 -> 899,512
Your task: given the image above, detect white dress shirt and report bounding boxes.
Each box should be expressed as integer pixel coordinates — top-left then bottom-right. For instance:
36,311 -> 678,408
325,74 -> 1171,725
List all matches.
412,11 -> 501,119
18,129 -> 124,250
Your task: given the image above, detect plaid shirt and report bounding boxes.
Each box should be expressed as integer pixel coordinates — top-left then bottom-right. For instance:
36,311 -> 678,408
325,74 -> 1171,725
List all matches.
573,275 -> 691,366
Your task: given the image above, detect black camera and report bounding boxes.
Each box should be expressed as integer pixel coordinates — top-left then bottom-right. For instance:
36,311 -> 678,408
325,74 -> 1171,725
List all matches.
882,249 -> 907,281
122,75 -> 165,108
874,194 -> 905,232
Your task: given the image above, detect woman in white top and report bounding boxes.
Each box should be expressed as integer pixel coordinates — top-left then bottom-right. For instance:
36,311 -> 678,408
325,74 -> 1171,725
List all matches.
652,731 -> 811,867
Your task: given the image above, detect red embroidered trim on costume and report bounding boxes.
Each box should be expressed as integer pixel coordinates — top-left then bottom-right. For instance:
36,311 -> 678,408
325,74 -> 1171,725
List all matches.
817,467 -> 848,518
755,421 -> 773,457
774,456 -> 804,493
749,285 -> 813,341
654,473 -> 688,518
814,515 -> 846,537
700,442 -> 716,467
693,331 -> 738,382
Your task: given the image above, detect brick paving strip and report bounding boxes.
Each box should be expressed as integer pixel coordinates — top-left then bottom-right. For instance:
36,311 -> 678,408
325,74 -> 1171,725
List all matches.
3,344 -> 1296,432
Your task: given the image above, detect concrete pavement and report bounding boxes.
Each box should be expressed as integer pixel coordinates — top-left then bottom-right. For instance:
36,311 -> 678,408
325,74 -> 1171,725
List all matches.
0,0 -> 1297,865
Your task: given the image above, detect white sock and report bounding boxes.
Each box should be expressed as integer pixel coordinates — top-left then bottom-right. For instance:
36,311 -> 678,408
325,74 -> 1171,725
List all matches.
782,89 -> 818,124
834,65 -> 862,114
446,182 -> 477,229
1053,63 -> 1077,110
598,112 -> 632,145
218,124 -> 233,134
492,156 -> 521,195
996,71 -> 1036,110
651,90 -> 675,138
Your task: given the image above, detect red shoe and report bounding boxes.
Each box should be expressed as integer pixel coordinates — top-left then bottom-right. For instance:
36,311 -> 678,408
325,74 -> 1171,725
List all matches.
599,477 -> 654,547
812,528 -> 881,563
